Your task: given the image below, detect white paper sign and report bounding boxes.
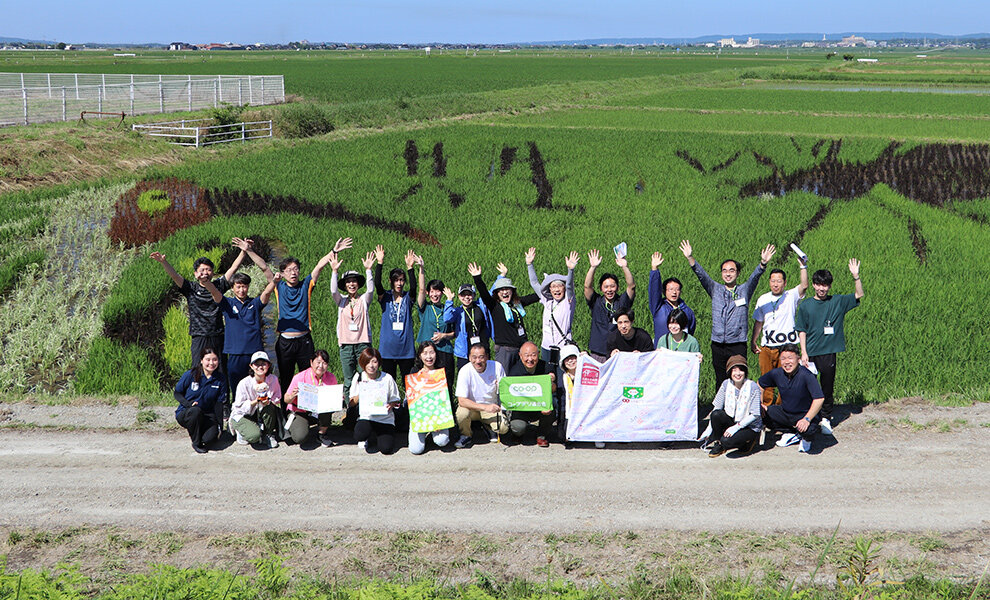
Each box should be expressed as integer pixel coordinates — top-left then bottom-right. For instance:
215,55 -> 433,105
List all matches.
359,383 -> 391,419
297,382 -> 344,414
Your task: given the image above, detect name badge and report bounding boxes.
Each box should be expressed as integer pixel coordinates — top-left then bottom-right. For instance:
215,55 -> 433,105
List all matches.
517,326 -> 525,336
190,382 -> 199,391
470,336 -> 481,345
348,323 -> 359,331
232,306 -> 239,314
823,326 -> 835,335
392,322 -> 404,332
734,298 -> 746,307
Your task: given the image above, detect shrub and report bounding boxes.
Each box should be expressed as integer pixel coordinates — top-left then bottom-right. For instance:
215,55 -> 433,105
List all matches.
276,103 -> 335,138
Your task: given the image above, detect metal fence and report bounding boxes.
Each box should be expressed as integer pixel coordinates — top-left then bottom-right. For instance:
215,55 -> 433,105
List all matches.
132,118 -> 273,147
0,73 -> 285,127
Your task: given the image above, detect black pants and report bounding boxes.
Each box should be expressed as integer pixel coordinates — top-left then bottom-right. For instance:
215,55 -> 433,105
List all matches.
711,341 -> 746,389
380,358 -> 415,391
456,356 -> 469,371
764,405 -> 820,441
435,350 -> 456,399
275,333 -> 314,397
708,409 -> 759,451
509,410 -> 555,440
175,405 -> 220,448
191,334 -> 225,369
810,353 -> 837,420
354,419 -> 397,454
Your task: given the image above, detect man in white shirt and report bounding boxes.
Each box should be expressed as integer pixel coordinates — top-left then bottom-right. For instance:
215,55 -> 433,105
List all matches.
750,256 -> 808,407
453,343 -> 508,448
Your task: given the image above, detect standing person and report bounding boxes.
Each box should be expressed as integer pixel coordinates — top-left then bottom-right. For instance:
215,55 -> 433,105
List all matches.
758,344 -> 824,454
647,251 -> 696,343
373,245 -> 418,388
407,341 -> 453,455
273,237 -> 353,396
606,309 -> 655,356
231,351 -> 282,448
506,342 -> 557,447
415,257 -> 456,396
679,239 -> 775,389
282,350 -> 339,445
751,256 -> 809,407
656,309 -> 703,356
699,355 -> 762,458
174,348 -> 226,454
329,250 -> 376,427
583,248 -> 636,362
150,237 -> 266,369
469,261 -> 540,374
525,247 -> 579,361
453,343 -> 508,448
443,284 -> 491,371
795,259 -> 864,435
349,348 -> 402,454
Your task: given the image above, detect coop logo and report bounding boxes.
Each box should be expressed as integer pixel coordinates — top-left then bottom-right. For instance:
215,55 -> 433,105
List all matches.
763,328 -> 799,346
508,383 -> 543,397
622,386 -> 644,401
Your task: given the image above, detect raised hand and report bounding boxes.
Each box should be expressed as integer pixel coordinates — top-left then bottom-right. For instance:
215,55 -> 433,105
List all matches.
760,244 -> 776,265
588,249 -> 602,268
565,251 -> 579,270
443,286 -> 455,301
467,262 -> 482,277
328,252 -> 342,271
231,237 -> 253,252
679,240 -> 693,259
615,255 -> 628,269
333,237 -> 353,253
524,247 -> 536,265
361,251 -> 375,270
149,251 -> 167,263
414,253 -> 425,267
651,252 -> 664,270
404,249 -> 417,269
849,258 -> 861,278
374,244 -> 385,264
273,272 -> 282,282
496,262 -> 508,277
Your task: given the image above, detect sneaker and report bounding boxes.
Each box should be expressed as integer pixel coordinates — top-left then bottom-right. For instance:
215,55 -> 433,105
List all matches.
480,423 -> 498,441
820,418 -> 833,435
776,433 -> 801,447
799,439 -> 812,453
192,442 -> 208,454
356,441 -> 367,449
267,435 -> 278,449
699,436 -> 711,450
235,429 -> 248,445
708,441 -> 725,458
454,435 -> 474,449
319,432 -> 335,447
594,441 -> 606,449
536,436 -> 549,448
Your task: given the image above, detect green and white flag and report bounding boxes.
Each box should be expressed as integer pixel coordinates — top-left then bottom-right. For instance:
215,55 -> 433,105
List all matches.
499,375 -> 553,411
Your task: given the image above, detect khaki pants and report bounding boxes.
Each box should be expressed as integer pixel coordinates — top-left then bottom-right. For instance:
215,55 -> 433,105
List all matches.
455,405 -> 509,437
758,346 -> 782,407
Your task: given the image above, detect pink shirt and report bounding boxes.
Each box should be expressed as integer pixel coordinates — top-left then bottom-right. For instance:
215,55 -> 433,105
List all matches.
285,368 -> 338,414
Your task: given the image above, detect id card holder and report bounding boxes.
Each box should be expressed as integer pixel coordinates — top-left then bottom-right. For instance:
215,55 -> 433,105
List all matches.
470,336 -> 481,345
392,321 -> 404,332
517,326 -> 525,337
823,326 -> 835,335
348,323 -> 359,332
734,298 -> 746,307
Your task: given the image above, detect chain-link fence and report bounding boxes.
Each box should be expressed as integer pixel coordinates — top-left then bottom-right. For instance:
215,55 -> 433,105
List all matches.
0,73 -> 285,127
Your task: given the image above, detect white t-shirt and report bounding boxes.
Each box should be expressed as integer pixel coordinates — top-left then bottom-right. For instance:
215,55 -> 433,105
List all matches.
751,286 -> 803,347
455,360 -> 505,406
350,371 -> 400,425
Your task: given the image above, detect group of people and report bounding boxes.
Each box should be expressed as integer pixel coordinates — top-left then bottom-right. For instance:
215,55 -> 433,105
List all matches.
155,236 -> 864,456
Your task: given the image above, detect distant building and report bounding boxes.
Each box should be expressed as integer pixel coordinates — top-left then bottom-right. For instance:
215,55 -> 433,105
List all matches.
718,38 -> 736,48
743,37 -> 760,47
839,35 -> 867,47
168,42 -> 196,51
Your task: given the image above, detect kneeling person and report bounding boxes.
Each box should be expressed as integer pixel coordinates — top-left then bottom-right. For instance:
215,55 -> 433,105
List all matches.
757,344 -> 823,453
231,351 -> 282,448
506,341 -> 557,447
700,355 -> 761,457
454,343 -> 508,448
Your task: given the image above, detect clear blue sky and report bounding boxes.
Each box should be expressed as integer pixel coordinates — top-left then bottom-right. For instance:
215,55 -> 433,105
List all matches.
6,0 -> 988,44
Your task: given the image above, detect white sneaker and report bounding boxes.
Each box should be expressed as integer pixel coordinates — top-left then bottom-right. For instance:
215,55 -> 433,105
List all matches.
776,433 -> 800,447
595,441 -> 606,449
356,441 -> 366,449
267,435 -> 278,449
235,429 -> 248,445
820,418 -> 833,435
799,439 -> 812,453
480,423 -> 498,441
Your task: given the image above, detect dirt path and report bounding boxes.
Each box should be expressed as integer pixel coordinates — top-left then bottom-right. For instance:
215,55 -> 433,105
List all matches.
1,399 -> 988,535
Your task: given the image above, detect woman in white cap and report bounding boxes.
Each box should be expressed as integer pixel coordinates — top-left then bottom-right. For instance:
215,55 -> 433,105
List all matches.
468,261 -> 540,373
699,354 -> 762,458
231,351 -> 283,448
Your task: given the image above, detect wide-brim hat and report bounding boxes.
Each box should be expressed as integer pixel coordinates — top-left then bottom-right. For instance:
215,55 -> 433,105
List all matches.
559,344 -> 580,363
725,355 -> 748,375
539,273 -> 567,299
491,276 -> 516,293
340,270 -> 366,288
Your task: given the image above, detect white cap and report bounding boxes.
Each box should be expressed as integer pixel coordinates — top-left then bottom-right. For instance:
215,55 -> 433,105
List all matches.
250,350 -> 271,364
559,345 -> 580,362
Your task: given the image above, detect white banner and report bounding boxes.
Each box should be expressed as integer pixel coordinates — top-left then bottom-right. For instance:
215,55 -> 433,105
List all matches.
297,382 -> 344,414
566,351 -> 700,442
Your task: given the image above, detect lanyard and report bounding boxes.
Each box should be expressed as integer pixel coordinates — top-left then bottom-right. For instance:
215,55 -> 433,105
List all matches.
390,294 -> 405,323
666,334 -> 684,351
430,304 -> 443,329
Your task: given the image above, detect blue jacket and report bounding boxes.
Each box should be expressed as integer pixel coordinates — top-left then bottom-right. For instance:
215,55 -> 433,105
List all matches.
692,261 -> 765,344
443,299 -> 493,359
648,269 -> 697,341
174,369 -> 227,421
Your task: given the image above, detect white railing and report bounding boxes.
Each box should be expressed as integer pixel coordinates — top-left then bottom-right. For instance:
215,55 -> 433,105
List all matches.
0,73 -> 284,127
132,118 -> 273,147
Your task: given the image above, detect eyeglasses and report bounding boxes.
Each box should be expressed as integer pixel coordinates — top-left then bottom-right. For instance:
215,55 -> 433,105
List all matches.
721,268 -> 737,273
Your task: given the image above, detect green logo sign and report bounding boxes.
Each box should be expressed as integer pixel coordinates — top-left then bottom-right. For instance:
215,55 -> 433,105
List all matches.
622,386 -> 644,399
665,429 -> 677,434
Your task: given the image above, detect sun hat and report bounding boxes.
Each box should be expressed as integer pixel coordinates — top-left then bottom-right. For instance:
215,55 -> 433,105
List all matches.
559,345 -> 580,363
491,276 -> 516,293
340,270 -> 366,287
725,355 -> 748,374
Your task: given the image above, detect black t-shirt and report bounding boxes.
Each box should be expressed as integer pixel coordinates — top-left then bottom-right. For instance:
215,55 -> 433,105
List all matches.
507,358 -> 552,378
606,327 -> 655,354
587,290 -> 632,355
179,276 -> 231,337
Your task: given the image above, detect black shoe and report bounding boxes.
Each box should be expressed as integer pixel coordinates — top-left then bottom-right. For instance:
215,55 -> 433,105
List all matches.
193,442 -> 208,454
319,432 -> 336,447
707,441 -> 725,458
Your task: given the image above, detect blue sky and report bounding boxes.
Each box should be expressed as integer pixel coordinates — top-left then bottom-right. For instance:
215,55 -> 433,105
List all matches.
6,0 -> 988,44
